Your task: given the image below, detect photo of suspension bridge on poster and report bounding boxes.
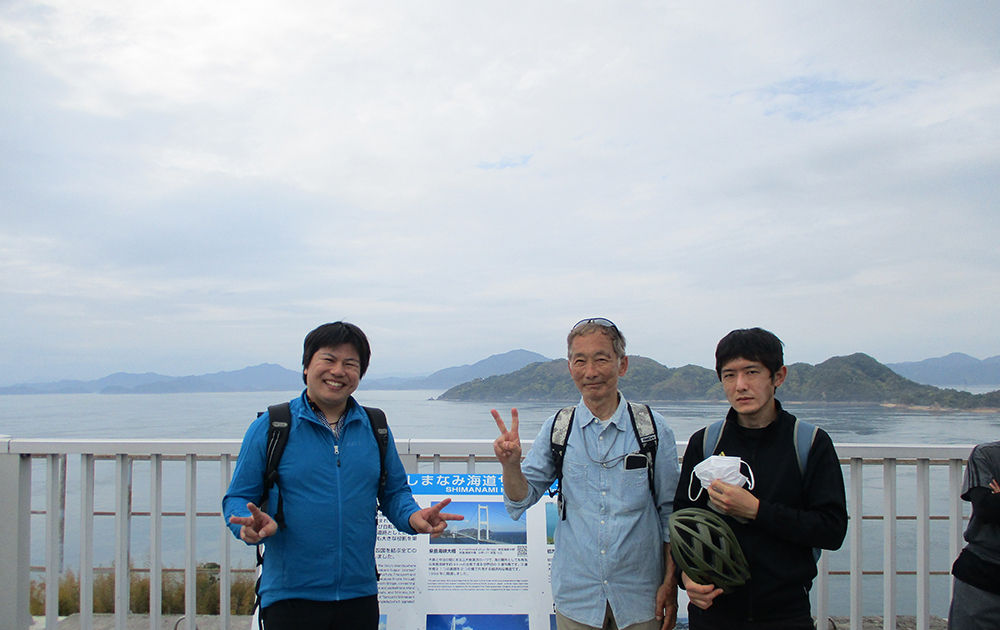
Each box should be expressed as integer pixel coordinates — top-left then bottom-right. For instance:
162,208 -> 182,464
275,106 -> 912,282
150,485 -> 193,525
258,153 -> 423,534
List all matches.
428,501 -> 528,545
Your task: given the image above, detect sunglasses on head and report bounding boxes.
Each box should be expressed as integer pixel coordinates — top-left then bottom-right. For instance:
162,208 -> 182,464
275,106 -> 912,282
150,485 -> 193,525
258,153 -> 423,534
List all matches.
572,317 -> 620,332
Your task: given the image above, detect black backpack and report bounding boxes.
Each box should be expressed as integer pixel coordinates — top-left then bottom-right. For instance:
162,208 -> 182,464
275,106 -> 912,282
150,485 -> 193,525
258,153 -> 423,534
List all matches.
257,402 -> 391,528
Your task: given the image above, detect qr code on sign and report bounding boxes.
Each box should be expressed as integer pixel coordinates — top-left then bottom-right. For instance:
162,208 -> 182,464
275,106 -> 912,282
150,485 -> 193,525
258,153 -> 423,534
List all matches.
517,545 -> 528,556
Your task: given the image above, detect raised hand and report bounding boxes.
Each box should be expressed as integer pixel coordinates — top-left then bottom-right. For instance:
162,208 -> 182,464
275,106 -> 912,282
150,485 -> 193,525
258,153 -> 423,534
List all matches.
409,497 -> 464,538
229,502 -> 278,544
492,408 -> 522,466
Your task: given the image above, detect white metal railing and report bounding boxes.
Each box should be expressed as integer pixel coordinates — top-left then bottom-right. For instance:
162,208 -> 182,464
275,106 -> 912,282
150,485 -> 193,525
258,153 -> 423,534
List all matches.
0,437 -> 973,630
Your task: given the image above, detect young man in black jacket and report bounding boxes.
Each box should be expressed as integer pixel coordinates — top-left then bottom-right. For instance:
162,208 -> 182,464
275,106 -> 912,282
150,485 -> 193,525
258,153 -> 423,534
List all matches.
948,440 -> 1000,629
673,328 -> 848,630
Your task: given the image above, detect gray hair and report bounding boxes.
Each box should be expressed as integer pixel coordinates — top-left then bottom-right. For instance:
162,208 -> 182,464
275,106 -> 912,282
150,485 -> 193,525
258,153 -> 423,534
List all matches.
566,319 -> 627,359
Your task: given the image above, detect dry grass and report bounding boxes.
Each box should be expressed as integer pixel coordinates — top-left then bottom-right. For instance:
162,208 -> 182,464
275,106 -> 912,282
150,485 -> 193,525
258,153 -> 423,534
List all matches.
30,564 -> 257,615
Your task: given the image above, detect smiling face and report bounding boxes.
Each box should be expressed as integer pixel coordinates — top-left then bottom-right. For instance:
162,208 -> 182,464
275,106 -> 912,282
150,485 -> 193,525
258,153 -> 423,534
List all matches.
303,343 -> 362,418
568,331 -> 628,420
720,357 -> 787,428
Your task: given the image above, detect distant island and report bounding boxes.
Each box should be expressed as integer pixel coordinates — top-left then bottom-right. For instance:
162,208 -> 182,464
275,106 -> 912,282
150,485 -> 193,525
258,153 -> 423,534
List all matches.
0,350 -> 553,396
0,363 -> 305,395
362,349 -> 551,390
3,351 -> 999,410
439,353 -> 1000,410
886,352 -> 1000,387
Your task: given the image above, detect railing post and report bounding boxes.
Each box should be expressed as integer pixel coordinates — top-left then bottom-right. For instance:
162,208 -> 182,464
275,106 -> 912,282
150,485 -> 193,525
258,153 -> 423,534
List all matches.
815,549 -> 829,630
916,458 -> 931,630
45,454 -> 66,630
115,454 -> 132,630
150,454 -> 163,630
220,454 -> 232,630
399,454 -> 418,474
948,457 -> 964,606
185,454 -> 198,630
81,454 -> 95,630
850,457 -> 863,630
883,458 -> 897,630
0,446 -> 32,630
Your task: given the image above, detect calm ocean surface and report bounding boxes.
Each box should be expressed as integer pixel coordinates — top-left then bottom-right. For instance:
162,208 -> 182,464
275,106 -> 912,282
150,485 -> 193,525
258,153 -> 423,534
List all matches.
2,389 -> 998,618
1,387 -> 997,444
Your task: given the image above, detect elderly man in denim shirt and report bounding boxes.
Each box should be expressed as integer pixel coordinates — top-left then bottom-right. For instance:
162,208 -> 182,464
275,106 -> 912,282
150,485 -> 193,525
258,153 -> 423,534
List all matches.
493,319 -> 681,630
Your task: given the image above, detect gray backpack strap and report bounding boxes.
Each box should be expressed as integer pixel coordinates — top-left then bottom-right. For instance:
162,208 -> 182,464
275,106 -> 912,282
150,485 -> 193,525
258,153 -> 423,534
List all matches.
549,406 -> 576,520
791,417 -> 821,562
703,419 -> 726,460
627,403 -> 658,496
792,419 -> 818,478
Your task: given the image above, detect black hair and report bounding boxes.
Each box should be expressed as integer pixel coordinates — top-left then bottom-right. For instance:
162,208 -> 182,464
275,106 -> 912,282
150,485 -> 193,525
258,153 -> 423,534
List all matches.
301,322 -> 372,382
715,327 -> 784,380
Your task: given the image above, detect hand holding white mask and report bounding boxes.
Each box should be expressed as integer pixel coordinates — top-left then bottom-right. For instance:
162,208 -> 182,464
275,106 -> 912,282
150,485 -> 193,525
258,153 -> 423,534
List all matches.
688,455 -> 755,510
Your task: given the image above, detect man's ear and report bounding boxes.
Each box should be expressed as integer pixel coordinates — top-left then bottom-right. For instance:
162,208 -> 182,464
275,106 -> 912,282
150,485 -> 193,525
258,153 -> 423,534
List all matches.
772,365 -> 788,388
618,355 -> 629,377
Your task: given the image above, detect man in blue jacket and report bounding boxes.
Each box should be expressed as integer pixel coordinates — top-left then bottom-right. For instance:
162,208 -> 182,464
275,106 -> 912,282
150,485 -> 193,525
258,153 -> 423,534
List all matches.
224,322 -> 461,629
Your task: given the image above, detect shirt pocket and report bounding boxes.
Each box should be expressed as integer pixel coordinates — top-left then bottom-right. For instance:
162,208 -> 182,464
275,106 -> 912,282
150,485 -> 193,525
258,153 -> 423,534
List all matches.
565,459 -> 590,481
619,466 -> 652,513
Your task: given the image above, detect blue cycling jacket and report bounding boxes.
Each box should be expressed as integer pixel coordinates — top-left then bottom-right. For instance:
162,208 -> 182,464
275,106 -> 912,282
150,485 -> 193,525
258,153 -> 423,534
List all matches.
223,391 -> 420,607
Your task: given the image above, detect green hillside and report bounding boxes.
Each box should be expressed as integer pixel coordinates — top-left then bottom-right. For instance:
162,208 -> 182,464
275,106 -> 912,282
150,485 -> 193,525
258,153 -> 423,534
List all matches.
438,353 -> 1000,409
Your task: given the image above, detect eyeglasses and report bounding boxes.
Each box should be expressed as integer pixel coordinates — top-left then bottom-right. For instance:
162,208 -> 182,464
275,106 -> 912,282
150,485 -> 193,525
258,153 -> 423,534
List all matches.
572,317 -> 620,332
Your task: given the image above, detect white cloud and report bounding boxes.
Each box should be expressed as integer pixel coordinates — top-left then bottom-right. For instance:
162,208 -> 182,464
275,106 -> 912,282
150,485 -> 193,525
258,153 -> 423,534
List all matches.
0,0 -> 998,383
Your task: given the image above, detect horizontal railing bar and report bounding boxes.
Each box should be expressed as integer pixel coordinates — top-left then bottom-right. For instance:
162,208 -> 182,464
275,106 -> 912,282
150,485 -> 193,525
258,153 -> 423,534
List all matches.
828,571 -> 953,576
6,439 -> 977,460
31,509 -> 969,522
30,566 -> 259,575
7,439 -> 244,456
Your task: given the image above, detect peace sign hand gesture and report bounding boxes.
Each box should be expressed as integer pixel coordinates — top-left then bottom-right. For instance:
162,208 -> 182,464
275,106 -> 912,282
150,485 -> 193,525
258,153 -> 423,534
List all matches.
492,408 -> 522,466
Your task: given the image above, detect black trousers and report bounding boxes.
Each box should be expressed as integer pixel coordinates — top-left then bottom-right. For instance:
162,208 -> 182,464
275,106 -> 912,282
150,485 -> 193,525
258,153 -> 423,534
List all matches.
687,606 -> 815,630
262,595 -> 379,630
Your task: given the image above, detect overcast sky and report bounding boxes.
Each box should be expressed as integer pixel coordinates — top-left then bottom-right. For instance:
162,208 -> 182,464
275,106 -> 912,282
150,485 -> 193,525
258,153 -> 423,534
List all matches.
1,1 -> 998,385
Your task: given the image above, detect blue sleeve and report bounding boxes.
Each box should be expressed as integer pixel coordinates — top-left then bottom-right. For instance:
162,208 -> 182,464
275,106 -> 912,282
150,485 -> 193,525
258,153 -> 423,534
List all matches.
222,414 -> 269,542
505,414 -> 559,521
376,425 -> 421,535
652,410 -> 681,542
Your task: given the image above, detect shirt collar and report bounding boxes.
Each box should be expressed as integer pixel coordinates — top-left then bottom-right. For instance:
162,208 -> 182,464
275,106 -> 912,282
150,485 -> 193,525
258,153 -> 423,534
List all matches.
302,392 -> 361,425
575,392 -> 628,431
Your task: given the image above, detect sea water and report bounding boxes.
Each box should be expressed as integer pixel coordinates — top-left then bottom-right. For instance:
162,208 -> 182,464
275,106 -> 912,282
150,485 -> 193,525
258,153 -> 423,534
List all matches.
2,390 -> 998,617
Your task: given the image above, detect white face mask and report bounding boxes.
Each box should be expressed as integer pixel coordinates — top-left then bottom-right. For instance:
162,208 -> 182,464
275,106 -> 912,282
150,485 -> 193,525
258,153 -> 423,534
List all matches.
688,455 -> 755,503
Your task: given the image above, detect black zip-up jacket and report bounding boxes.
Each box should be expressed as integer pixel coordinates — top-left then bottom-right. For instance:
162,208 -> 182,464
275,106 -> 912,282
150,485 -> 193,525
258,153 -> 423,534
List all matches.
674,401 -> 848,623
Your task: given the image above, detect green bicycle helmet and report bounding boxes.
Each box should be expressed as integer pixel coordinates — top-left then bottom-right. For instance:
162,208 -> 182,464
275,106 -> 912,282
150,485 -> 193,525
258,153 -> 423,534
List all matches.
668,508 -> 750,592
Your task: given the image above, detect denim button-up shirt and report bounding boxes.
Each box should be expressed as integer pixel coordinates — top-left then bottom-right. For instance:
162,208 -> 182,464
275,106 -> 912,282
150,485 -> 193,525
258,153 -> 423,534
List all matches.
505,395 -> 680,628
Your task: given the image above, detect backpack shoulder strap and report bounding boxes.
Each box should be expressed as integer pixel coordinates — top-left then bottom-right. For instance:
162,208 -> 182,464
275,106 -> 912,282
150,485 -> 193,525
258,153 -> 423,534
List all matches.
790,417 -> 821,563
703,418 -> 726,460
549,406 -> 576,520
260,403 -> 291,530
627,403 -> 658,497
792,418 -> 818,478
363,406 -> 390,499
253,402 -> 291,626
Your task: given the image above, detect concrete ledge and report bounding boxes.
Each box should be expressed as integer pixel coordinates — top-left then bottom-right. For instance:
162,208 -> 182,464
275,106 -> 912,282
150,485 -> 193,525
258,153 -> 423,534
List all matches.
824,617 -> 948,629
33,615 -> 254,630
38,614 -> 948,630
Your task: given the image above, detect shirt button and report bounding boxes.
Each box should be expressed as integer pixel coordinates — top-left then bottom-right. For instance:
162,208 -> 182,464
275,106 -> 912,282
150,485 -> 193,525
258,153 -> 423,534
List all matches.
601,550 -> 606,554
601,520 -> 605,525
